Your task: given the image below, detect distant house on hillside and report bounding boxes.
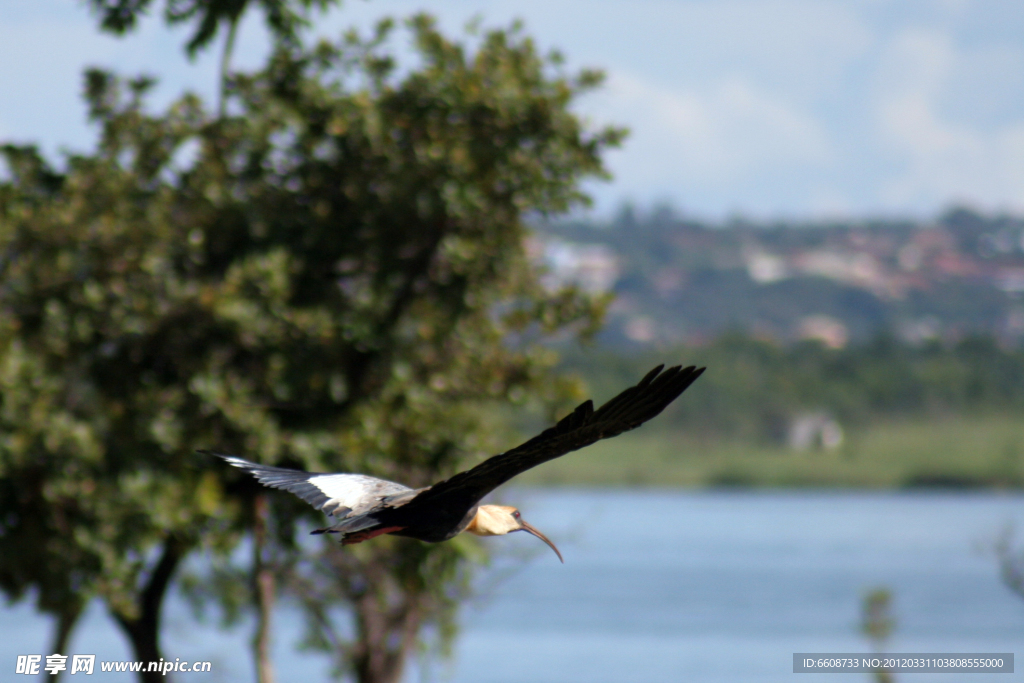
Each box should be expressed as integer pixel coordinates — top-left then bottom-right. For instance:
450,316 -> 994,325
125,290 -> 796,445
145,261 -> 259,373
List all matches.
788,413 -> 844,451
528,236 -> 620,294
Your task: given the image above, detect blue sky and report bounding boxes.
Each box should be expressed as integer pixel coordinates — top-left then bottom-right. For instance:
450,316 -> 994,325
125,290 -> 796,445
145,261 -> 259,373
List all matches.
2,0 -> 1022,220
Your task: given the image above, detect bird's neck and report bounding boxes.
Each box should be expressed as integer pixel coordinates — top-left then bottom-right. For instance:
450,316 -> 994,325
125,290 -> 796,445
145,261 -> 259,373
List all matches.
464,512 -> 486,535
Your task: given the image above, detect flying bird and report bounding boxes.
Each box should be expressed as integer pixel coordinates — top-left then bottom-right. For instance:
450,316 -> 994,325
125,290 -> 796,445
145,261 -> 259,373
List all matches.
205,364 -> 704,562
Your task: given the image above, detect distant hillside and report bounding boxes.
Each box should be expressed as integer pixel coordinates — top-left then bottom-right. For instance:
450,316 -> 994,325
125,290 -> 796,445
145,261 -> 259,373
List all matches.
534,206 -> 1024,348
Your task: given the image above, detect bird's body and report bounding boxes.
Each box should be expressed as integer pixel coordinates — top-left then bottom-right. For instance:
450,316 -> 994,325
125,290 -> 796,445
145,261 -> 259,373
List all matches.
208,364 -> 705,561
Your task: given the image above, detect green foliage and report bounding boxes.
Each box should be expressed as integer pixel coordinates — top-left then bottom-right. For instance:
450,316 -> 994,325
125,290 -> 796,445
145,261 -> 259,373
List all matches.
862,588 -> 896,683
0,12 -> 617,681
518,336 -> 1024,490
862,587 -> 894,643
562,334 -> 1024,443
996,527 -> 1024,602
86,0 -> 340,55
515,413 -> 1024,488
0,81 -> 245,670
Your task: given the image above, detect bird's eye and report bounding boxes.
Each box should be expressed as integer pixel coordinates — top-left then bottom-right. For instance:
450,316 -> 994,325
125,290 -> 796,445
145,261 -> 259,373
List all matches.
513,511 -> 521,519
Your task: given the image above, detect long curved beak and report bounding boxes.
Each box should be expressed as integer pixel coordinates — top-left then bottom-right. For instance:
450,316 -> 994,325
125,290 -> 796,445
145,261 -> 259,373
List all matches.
519,520 -> 564,563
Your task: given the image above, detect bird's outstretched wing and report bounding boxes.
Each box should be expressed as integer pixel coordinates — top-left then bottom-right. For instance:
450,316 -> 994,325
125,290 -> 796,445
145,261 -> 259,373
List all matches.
204,451 -> 413,532
405,364 -> 705,513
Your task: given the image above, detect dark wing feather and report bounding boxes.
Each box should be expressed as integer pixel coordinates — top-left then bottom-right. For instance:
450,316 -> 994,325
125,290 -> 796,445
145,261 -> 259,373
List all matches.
405,364 -> 705,513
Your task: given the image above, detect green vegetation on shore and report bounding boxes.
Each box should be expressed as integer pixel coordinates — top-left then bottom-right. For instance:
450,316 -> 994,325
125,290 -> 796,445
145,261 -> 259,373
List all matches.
516,413 -> 1024,489
506,334 -> 1024,489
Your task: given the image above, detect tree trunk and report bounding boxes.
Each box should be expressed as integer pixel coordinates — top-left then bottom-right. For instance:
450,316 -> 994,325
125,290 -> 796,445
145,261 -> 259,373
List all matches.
46,601 -> 83,682
351,590 -> 423,683
253,494 -> 276,683
217,16 -> 239,118
110,536 -> 185,683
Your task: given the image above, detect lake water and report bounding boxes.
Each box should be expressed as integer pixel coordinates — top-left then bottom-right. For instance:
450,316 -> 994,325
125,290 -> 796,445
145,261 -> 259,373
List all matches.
3,490 -> 1022,682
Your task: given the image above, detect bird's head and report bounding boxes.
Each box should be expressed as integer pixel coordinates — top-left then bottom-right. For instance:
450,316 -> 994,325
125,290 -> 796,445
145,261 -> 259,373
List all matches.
465,504 -> 564,563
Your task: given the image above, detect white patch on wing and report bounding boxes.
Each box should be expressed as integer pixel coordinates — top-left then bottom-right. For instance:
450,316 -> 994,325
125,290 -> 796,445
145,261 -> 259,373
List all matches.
309,474 -> 410,515
211,452 -> 414,522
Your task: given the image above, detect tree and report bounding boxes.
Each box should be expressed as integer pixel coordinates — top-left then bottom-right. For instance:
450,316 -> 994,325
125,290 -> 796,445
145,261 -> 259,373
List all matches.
86,0 -> 343,113
861,587 -> 896,683
996,526 -> 1024,601
1,12 -> 620,683
0,81 -> 247,682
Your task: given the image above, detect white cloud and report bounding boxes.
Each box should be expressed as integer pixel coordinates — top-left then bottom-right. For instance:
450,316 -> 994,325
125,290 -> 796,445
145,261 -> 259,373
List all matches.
875,29 -> 1024,211
580,70 -> 833,196
3,0 -> 1023,218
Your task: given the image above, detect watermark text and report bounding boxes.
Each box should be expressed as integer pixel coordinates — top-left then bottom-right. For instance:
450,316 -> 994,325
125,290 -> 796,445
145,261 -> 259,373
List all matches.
16,654 -> 211,675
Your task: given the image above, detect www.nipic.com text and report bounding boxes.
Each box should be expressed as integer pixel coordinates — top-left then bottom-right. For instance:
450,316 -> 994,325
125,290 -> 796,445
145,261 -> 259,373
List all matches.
15,654 -> 212,675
